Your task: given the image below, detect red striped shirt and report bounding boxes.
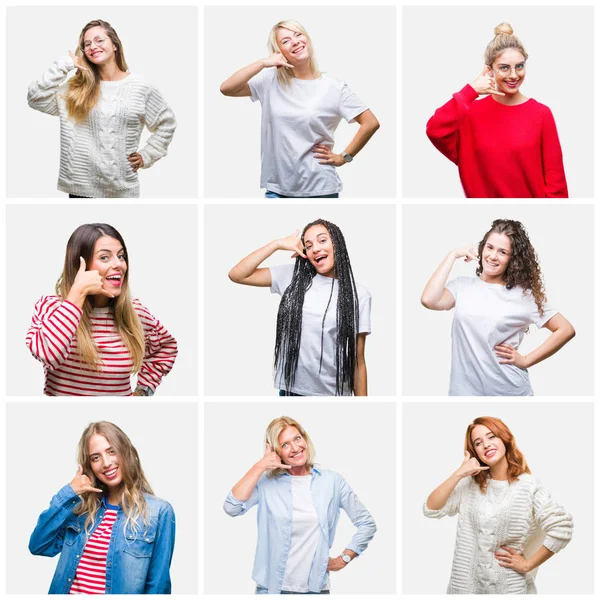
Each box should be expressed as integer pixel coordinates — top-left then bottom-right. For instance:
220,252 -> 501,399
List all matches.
26,296 -> 177,396
69,508 -> 118,595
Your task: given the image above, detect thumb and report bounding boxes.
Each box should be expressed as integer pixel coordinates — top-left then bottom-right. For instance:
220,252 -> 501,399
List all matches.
78,256 -> 87,273
480,65 -> 488,77
265,443 -> 273,454
76,463 -> 83,476
464,450 -> 470,460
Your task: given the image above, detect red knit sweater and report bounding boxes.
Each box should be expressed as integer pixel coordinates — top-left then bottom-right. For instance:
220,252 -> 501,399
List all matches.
426,84 -> 568,198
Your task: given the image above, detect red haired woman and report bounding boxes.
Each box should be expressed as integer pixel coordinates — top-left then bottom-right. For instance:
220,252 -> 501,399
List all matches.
424,416 -> 573,594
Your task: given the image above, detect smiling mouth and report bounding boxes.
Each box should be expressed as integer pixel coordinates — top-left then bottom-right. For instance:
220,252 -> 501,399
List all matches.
314,255 -> 327,264
292,45 -> 305,55
103,467 -> 118,479
290,449 -> 304,459
484,449 -> 497,458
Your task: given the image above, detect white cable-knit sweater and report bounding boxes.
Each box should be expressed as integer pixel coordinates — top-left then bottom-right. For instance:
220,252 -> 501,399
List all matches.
27,57 -> 176,197
423,474 -> 573,594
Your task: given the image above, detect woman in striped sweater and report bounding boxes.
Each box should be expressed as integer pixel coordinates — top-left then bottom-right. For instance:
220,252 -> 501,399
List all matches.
424,416 -> 573,594
27,19 -> 176,198
26,223 -> 178,396
29,421 -> 176,594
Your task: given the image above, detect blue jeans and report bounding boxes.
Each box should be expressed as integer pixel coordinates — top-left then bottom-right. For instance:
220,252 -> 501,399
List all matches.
265,191 -> 339,199
278,390 -> 304,397
256,587 -> 330,594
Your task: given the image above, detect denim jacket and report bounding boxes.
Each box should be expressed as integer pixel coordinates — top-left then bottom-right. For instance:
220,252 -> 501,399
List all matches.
223,467 -> 376,594
29,484 -> 176,594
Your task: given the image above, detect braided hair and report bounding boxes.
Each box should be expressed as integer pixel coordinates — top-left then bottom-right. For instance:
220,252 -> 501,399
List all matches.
274,219 -> 359,395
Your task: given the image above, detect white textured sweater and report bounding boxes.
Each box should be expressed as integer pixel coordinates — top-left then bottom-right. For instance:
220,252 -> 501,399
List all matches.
423,474 -> 573,594
27,57 -> 176,197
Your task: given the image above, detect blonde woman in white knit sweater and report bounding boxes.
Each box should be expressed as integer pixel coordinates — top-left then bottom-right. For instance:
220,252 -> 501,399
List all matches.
27,19 -> 176,198
424,416 -> 572,594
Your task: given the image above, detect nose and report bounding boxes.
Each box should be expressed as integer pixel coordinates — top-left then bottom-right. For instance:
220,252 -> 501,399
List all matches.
101,454 -> 111,468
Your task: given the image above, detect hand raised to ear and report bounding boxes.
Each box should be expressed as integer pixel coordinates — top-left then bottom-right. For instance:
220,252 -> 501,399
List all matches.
259,442 -> 292,471
470,66 -> 505,97
455,450 -> 490,479
70,464 -> 102,495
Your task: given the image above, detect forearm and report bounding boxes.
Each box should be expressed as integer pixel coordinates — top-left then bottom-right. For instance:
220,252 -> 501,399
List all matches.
524,326 -> 575,368
426,472 -> 462,511
344,112 -> 380,157
526,545 -> 554,572
65,285 -> 87,310
231,463 -> 265,502
228,240 -> 279,283
220,60 -> 265,96
421,252 -> 456,308
353,360 -> 367,396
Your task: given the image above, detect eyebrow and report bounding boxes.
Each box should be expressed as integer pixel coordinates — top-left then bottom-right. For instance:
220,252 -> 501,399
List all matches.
90,446 -> 113,456
95,247 -> 124,255
485,243 -> 510,252
472,432 -> 494,443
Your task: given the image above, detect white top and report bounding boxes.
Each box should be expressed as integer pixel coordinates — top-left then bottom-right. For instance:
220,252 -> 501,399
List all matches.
27,56 -> 176,197
270,263 -> 371,396
423,474 -> 573,594
249,69 -> 367,197
282,476 -> 326,593
445,277 -> 557,396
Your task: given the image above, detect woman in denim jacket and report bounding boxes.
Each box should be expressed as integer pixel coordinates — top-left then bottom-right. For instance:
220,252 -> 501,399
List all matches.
224,416 -> 376,594
29,421 -> 175,594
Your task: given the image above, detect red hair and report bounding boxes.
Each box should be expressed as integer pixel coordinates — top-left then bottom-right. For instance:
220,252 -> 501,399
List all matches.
465,416 -> 530,493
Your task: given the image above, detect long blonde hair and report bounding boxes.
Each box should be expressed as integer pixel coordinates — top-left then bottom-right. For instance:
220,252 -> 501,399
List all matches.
56,223 -> 145,372
265,416 -> 316,477
267,20 -> 320,87
66,20 -> 128,122
76,422 -> 154,534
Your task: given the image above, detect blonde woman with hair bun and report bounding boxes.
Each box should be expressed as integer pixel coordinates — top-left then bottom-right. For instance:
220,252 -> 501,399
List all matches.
220,20 -> 380,198
29,421 -> 176,594
224,416 -> 376,594
27,19 -> 176,198
426,22 -> 568,198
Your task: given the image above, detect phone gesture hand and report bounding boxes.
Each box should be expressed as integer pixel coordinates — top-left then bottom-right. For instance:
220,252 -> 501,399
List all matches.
70,464 -> 102,495
260,443 -> 291,471
471,66 -> 505,97
73,257 -> 114,299
456,450 -> 489,479
263,52 -> 294,69
68,50 -> 90,73
278,230 -> 306,259
453,244 -> 479,263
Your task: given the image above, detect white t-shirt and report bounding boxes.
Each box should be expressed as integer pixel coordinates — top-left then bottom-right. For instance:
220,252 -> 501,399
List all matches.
249,69 -> 368,197
445,277 -> 557,396
281,476 -> 327,593
270,263 -> 371,396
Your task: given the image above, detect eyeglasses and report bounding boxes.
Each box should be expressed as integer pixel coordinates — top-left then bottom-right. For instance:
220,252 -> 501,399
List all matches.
494,63 -> 526,77
83,37 -> 106,51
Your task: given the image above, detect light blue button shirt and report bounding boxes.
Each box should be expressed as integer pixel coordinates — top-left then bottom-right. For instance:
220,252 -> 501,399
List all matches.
223,466 -> 376,594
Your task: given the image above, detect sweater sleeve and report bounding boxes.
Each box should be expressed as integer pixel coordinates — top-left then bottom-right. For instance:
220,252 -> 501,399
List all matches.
26,296 -> 82,369
27,56 -> 74,116
539,105 -> 568,198
138,86 -> 177,169
532,482 -> 573,554
423,476 -> 470,518
134,300 -> 178,391
426,84 -> 479,164
29,484 -> 82,557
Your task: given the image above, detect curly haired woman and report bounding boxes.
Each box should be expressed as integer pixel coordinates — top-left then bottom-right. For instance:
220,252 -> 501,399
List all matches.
421,219 -> 575,396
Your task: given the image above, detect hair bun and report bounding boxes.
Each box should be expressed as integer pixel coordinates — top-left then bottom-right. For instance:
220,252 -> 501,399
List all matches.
494,22 -> 514,36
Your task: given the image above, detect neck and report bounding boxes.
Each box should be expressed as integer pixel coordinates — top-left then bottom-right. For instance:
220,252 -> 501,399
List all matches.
107,486 -> 122,506
92,295 -> 111,308
479,272 -> 505,285
493,91 -> 527,106
293,61 -> 316,80
289,465 -> 310,476
97,60 -> 126,82
489,458 -> 509,481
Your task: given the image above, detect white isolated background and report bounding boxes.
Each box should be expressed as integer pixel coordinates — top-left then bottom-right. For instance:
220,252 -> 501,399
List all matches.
6,6 -> 198,198
402,204 -> 594,396
204,5 -> 396,198
6,204 -> 198,396
6,401 -> 198,594
402,402 -> 593,594
402,5 -> 594,198
204,401 -> 396,594
204,204 -> 396,396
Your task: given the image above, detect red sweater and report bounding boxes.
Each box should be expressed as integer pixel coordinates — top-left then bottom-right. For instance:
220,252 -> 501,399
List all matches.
26,296 -> 177,396
426,85 -> 568,198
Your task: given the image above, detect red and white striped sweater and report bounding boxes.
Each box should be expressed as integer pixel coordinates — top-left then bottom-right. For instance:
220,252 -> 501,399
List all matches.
26,296 -> 178,396
69,507 -> 118,595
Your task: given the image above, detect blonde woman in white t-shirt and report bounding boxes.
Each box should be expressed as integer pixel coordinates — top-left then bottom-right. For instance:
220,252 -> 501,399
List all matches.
421,219 -> 575,396
228,219 -> 371,396
220,20 -> 380,198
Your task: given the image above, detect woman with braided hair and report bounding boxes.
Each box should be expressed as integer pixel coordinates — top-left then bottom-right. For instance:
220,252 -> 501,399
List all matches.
229,219 -> 370,396
421,219 -> 575,396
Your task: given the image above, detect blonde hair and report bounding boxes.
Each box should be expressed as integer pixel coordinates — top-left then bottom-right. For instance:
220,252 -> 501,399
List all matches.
267,20 -> 320,87
484,22 -> 528,66
265,416 -> 316,477
66,20 -> 128,122
56,223 -> 145,372
75,421 -> 154,535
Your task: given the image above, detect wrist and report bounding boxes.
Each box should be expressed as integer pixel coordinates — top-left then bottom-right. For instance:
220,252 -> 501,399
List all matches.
66,286 -> 87,308
522,354 -> 533,368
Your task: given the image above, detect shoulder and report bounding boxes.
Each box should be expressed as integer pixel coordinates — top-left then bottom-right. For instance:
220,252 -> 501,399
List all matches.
354,282 -> 372,305
470,95 -> 495,113
132,298 -> 159,328
34,294 -> 61,308
144,493 -> 175,516
448,276 -> 475,289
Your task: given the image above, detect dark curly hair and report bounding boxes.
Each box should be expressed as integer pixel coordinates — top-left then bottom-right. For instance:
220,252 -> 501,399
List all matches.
476,219 -> 546,315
